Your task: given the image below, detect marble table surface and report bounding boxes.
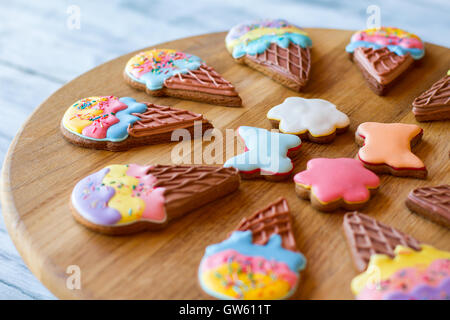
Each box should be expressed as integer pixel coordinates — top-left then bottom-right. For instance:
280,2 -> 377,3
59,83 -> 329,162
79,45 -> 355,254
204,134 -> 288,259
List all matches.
0,0 -> 448,299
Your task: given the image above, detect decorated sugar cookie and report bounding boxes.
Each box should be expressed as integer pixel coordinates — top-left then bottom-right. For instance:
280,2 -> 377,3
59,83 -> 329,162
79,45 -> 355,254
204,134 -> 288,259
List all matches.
267,97 -> 350,143
61,96 -> 213,151
226,19 -> 312,91
124,49 -> 241,107
71,164 -> 240,235
198,198 -> 306,300
294,158 -> 380,212
223,126 -> 302,181
355,122 -> 427,179
346,27 -> 424,95
343,212 -> 450,300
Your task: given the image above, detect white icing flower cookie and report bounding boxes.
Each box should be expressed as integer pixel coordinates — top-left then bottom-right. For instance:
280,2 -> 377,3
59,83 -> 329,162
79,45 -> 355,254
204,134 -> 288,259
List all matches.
267,97 -> 350,143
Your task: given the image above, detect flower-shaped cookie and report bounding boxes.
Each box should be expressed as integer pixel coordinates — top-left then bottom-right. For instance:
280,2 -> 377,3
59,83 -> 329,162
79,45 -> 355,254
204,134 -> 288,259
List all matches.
294,158 -> 380,211
267,97 -> 350,143
224,126 -> 302,181
355,122 -> 427,179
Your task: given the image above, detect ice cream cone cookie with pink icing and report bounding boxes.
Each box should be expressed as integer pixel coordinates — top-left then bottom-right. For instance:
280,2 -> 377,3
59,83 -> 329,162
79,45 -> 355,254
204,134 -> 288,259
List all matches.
294,158 -> 380,212
61,96 -> 213,151
267,97 -> 350,143
355,122 -> 427,179
346,27 -> 424,95
124,49 -> 241,107
223,126 -> 302,181
226,19 -> 312,91
344,212 -> 450,300
71,164 -> 240,235
198,198 -> 306,300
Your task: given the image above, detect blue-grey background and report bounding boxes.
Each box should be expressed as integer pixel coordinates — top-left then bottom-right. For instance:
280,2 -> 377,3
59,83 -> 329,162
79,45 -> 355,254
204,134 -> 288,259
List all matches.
0,0 -> 449,299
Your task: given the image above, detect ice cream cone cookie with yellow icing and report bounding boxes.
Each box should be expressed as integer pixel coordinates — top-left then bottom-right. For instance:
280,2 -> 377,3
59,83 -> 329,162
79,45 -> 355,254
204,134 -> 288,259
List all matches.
294,158 -> 380,212
124,49 -> 241,107
198,198 -> 306,300
267,97 -> 350,143
226,19 -> 312,91
355,122 -> 427,179
346,27 -> 424,95
61,96 -> 213,151
71,164 -> 240,235
223,126 -> 302,181
343,212 -> 450,300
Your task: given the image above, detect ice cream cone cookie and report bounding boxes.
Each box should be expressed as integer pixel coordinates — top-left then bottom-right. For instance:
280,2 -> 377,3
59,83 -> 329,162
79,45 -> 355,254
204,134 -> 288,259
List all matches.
294,158 -> 380,212
355,122 -> 427,179
198,198 -> 306,300
71,164 -> 240,235
223,126 -> 302,181
267,97 -> 350,143
412,71 -> 450,122
344,212 -> 450,300
346,27 -> 424,95
61,96 -> 213,151
226,19 -> 312,91
124,49 -> 241,107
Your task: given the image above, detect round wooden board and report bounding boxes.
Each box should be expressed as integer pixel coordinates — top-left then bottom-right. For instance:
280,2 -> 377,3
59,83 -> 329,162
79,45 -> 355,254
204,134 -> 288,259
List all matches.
1,29 -> 450,300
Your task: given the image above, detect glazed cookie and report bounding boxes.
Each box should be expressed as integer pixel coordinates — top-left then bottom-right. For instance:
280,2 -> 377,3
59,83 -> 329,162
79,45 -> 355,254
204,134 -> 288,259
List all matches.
405,185 -> 450,229
293,158 -> 380,212
71,164 -> 240,235
343,212 -> 450,300
226,19 -> 312,91
355,122 -> 427,179
124,49 -> 241,107
198,198 -> 306,300
223,126 -> 302,181
267,97 -> 350,143
346,27 -> 424,95
412,71 -> 450,121
61,96 -> 213,151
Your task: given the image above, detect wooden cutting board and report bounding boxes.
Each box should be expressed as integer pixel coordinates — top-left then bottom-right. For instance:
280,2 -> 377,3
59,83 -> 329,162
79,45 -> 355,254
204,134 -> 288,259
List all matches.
1,29 -> 449,300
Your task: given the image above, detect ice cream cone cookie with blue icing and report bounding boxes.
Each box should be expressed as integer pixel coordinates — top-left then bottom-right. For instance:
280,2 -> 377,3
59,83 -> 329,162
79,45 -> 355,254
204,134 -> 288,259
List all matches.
71,164 -> 240,235
346,27 -> 424,95
294,158 -> 380,212
61,96 -> 213,151
226,19 -> 312,91
198,198 -> 306,300
344,212 -> 450,300
267,97 -> 350,143
223,126 -> 302,181
355,122 -> 427,179
124,49 -> 241,107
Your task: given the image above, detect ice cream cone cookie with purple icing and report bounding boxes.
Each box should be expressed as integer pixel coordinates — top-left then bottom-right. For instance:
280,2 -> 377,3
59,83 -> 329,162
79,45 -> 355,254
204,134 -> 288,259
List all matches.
294,158 -> 380,212
346,27 -> 424,95
124,49 -> 241,107
198,198 -> 306,300
267,97 -> 350,143
223,126 -> 302,181
226,19 -> 312,91
344,212 -> 450,300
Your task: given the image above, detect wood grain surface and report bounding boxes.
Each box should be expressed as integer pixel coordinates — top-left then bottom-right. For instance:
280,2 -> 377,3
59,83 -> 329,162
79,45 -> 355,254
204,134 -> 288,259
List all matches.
1,29 -> 449,300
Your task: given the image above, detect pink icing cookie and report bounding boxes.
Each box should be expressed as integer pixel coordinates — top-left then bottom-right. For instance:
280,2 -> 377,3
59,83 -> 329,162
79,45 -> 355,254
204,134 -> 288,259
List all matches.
293,158 -> 380,212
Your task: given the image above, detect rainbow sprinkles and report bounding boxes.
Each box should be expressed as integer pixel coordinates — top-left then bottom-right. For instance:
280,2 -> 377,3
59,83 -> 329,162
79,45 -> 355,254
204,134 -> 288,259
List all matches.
125,49 -> 203,90
346,27 -> 425,60
226,19 -> 312,59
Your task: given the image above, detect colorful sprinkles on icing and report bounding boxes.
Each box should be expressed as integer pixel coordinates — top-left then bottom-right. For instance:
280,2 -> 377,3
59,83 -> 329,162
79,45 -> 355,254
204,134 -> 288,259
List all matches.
226,19 -> 312,58
125,49 -> 203,90
62,96 -> 147,142
346,27 -> 424,60
198,231 -> 306,300
72,164 -> 166,226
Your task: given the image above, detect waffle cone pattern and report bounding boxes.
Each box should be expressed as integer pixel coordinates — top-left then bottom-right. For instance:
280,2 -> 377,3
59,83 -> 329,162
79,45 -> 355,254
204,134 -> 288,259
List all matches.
235,197 -> 297,252
358,47 -> 409,77
343,212 -> 421,272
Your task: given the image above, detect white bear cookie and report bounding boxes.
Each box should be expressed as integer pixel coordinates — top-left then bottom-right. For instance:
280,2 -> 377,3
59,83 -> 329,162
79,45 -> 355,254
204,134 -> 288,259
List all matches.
267,97 -> 350,143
